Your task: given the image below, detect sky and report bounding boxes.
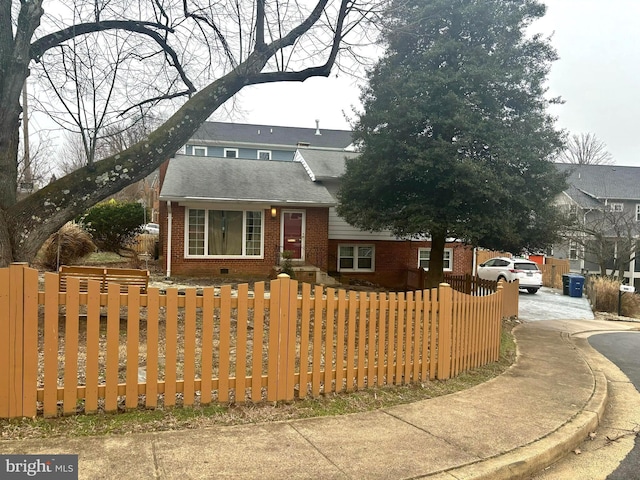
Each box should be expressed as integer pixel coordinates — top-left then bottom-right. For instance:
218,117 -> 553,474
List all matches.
233,0 -> 640,166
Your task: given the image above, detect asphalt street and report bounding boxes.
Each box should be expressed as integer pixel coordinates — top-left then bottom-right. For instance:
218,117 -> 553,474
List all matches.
589,332 -> 640,480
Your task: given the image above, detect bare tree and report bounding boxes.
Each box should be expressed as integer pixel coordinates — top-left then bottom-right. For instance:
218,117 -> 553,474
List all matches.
557,132 -> 614,165
0,0 -> 379,266
563,206 -> 638,279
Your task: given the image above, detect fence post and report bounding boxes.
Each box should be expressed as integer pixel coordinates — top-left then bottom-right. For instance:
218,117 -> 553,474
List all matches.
0,263 -> 38,419
437,283 -> 453,380
268,274 -> 297,402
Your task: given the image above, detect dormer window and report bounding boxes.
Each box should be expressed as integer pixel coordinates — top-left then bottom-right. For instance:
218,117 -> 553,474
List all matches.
193,146 -> 207,156
224,148 -> 239,158
257,150 -> 272,160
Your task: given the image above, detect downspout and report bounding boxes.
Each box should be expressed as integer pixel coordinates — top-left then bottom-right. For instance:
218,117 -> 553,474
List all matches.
166,201 -> 172,278
472,247 -> 478,276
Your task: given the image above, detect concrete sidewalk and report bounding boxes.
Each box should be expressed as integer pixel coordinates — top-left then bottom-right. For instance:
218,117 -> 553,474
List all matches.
2,319 -> 639,480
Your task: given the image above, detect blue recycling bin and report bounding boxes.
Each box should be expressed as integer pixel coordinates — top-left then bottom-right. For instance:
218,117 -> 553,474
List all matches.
568,274 -> 585,298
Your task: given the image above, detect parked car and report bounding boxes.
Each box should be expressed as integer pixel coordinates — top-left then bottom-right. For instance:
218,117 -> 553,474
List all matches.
142,223 -> 159,235
477,257 -> 542,294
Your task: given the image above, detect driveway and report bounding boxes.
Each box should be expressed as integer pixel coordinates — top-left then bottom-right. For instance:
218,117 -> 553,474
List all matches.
517,286 -> 595,321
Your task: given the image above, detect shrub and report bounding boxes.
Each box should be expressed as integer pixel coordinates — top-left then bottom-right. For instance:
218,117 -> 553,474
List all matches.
78,200 -> 145,253
588,276 -> 640,318
39,222 -> 96,271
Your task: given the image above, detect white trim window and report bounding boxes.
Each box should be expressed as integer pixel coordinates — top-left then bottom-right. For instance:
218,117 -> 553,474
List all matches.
191,145 -> 207,156
224,148 -> 239,158
569,241 -> 579,260
338,244 -> 374,272
257,150 -> 272,160
418,248 -> 453,271
609,202 -> 624,213
186,208 -> 263,258
636,204 -> 640,222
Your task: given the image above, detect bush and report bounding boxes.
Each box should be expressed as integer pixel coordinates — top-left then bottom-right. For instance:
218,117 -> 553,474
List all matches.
588,276 -> 640,318
78,200 -> 145,253
39,223 -> 96,271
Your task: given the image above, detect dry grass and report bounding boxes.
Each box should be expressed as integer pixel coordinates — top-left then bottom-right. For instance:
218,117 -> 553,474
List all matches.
38,223 -> 96,271
588,276 -> 640,318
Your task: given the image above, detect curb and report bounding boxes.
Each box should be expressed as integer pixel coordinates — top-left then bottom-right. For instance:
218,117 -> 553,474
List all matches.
427,334 -> 608,480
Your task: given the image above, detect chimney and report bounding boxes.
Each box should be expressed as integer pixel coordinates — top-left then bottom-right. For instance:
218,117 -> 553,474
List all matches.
315,119 -> 322,136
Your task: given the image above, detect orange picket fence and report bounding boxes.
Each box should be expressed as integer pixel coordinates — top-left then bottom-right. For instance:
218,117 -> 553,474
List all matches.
1,263 -> 504,419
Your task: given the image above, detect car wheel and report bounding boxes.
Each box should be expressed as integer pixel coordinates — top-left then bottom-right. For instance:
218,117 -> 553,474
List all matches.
526,288 -> 538,294
497,276 -> 507,283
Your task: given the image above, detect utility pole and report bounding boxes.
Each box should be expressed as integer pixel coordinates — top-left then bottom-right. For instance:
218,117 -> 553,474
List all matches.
21,80 -> 33,193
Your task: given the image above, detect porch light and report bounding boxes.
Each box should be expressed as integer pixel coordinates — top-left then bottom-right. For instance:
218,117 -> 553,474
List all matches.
271,207 -> 277,218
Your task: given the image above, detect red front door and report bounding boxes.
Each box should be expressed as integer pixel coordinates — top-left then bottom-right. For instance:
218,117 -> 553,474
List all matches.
282,211 -> 304,260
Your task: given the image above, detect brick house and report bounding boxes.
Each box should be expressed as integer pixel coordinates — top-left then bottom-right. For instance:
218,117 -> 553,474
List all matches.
158,121 -> 474,288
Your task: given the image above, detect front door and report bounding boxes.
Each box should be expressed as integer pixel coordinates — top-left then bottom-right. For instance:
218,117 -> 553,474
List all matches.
282,210 -> 305,260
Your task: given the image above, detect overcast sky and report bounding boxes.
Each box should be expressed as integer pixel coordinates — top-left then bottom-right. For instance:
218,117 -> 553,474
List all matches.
234,0 -> 640,166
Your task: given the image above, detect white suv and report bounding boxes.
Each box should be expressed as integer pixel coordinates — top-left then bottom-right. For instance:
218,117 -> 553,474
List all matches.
477,257 -> 543,294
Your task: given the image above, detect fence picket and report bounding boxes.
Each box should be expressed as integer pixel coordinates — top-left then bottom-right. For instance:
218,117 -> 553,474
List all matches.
323,288 -> 335,394
312,285 -> 324,396
335,289 -> 346,393
63,278 -> 80,415
299,283 -> 311,399
22,266 -> 39,418
377,293 -> 387,386
346,291 -> 357,392
145,288 -> 160,408
235,283 -> 249,404
164,288 -> 179,407
218,285 -> 232,403
251,283 -> 265,402
183,288 -> 197,406
395,293 -> 405,384
105,283 -> 121,412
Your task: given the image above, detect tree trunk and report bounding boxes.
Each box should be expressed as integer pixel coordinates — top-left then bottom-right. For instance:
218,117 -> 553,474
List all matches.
424,229 -> 447,289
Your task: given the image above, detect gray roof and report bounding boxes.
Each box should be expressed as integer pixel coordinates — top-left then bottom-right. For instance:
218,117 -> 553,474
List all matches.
160,155 -> 335,206
190,121 -> 353,150
297,149 -> 359,179
556,163 -> 640,201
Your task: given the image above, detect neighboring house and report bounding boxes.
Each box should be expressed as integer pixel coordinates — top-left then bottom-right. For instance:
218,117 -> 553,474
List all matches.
554,163 -> 640,287
158,121 -> 474,288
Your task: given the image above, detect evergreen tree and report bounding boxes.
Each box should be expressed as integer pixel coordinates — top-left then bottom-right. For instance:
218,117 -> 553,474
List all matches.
338,0 -> 567,287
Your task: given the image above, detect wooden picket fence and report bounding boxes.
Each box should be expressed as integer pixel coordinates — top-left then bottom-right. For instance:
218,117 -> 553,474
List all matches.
539,259 -> 570,290
1,263 -> 504,419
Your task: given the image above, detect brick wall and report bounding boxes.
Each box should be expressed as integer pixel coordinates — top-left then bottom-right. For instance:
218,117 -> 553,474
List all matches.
159,204 -> 329,278
328,239 -> 474,289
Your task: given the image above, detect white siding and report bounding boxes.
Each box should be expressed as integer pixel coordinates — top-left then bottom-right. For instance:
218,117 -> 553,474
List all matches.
328,207 -> 400,241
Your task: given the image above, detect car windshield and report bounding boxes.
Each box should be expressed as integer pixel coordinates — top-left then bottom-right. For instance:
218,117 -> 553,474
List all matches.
514,262 -> 538,271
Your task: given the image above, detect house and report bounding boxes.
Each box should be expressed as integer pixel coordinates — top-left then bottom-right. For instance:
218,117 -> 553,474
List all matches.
158,121 -> 474,288
554,163 -> 640,287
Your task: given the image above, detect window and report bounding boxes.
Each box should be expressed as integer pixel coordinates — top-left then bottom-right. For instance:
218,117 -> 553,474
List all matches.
224,148 -> 239,158
609,202 -> 624,212
338,245 -> 374,271
568,204 -> 578,217
636,204 -> 640,221
193,146 -> 207,156
186,208 -> 263,257
569,241 -> 579,260
257,150 -> 272,160
418,248 -> 453,271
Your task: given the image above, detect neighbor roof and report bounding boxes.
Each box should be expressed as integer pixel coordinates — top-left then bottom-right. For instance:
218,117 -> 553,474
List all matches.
556,163 -> 640,201
189,121 -> 353,150
160,155 -> 336,206
295,149 -> 359,180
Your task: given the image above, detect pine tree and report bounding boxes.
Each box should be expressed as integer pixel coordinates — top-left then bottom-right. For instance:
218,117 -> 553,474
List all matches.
338,0 -> 567,287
